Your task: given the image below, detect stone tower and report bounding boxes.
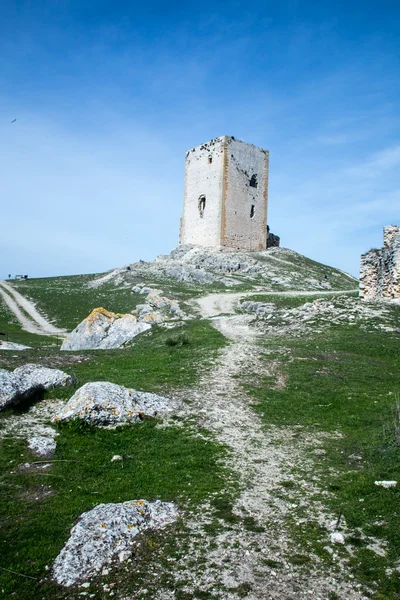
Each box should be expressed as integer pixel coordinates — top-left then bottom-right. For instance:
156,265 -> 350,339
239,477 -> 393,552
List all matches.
180,136 -> 269,251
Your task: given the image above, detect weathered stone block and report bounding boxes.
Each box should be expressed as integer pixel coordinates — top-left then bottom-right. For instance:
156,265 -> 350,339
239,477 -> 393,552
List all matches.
360,226 -> 400,300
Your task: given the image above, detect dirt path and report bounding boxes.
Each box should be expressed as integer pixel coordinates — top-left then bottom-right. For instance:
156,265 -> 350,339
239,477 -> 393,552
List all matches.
158,298 -> 366,599
0,281 -> 66,336
194,288 -> 358,318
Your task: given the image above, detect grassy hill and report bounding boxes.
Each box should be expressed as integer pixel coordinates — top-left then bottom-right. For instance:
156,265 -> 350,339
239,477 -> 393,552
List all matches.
1,247 -> 399,599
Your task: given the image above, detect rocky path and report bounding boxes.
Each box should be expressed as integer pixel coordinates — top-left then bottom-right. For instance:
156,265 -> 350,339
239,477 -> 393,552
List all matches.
193,288 -> 358,318
158,293 -> 367,599
0,281 -> 66,337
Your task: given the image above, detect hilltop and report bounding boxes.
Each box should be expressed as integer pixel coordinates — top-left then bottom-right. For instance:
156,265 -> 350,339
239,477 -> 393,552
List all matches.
0,245 -> 399,600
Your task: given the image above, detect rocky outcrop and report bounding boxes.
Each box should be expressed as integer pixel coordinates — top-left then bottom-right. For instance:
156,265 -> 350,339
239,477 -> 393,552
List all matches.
52,500 -> 178,586
53,381 -> 172,426
61,308 -> 151,351
131,287 -> 186,323
0,364 -> 73,411
360,226 -> 400,300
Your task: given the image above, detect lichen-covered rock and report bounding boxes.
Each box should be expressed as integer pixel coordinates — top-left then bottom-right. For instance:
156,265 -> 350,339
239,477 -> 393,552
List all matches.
61,308 -> 151,351
0,370 -> 33,410
0,365 -> 73,411
241,301 -> 276,315
27,427 -> 57,455
53,381 -> 171,426
52,499 -> 178,586
14,364 -> 73,388
131,288 -> 186,323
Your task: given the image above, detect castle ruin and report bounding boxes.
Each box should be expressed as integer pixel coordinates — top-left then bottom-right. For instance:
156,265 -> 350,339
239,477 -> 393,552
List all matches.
359,226 -> 400,300
179,136 -> 270,251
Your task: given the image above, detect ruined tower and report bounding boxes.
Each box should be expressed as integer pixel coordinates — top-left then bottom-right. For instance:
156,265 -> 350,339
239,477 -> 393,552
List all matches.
179,136 -> 269,251
359,226 -> 400,300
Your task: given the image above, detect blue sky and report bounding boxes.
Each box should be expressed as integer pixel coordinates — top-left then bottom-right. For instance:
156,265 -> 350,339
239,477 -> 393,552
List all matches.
1,0 -> 399,278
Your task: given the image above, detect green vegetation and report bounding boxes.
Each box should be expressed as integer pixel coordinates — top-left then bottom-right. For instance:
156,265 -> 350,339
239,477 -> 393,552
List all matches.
0,298 -> 55,348
0,320 -> 225,397
0,317 -> 232,599
250,314 -> 400,597
0,421 -> 230,599
11,274 -> 144,331
241,290 -> 358,310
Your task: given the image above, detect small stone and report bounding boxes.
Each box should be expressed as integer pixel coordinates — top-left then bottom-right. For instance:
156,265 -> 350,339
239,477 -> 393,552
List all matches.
330,532 -> 345,544
111,455 -> 122,462
118,551 -> 131,562
81,582 -> 90,588
375,480 -> 397,488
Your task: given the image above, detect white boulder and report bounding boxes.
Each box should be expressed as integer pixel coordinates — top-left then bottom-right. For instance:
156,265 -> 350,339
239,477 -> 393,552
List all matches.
61,308 -> 151,351
14,363 -> 73,388
52,500 -> 178,586
0,364 -> 73,411
53,381 -> 171,426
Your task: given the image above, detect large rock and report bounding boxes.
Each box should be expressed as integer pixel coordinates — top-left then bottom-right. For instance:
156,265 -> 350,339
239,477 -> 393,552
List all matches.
0,364 -> 73,411
52,499 -> 178,586
61,308 -> 151,351
53,381 -> 171,426
14,364 -> 73,388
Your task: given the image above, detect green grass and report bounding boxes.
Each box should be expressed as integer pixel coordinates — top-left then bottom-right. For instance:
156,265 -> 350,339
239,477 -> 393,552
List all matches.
0,298 -> 56,348
10,274 -> 144,331
0,420 -> 231,599
240,291 -> 358,310
0,310 -> 233,599
0,320 -> 226,396
249,317 -> 400,597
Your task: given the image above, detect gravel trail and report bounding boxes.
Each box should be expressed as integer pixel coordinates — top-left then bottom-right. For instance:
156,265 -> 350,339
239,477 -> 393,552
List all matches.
194,288 -> 358,318
152,295 -> 368,599
0,281 -> 66,336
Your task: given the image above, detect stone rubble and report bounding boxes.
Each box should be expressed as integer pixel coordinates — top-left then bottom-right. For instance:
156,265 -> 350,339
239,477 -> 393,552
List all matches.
53,381 -> 173,426
131,286 -> 186,323
52,499 -> 178,587
61,308 -> 151,351
240,296 -> 397,335
0,364 -> 73,411
88,245 -> 357,291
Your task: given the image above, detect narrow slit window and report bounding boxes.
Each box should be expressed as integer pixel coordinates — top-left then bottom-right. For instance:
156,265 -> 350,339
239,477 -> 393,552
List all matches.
250,205 -> 255,218
208,155 -> 213,164
250,174 -> 258,188
198,195 -> 206,218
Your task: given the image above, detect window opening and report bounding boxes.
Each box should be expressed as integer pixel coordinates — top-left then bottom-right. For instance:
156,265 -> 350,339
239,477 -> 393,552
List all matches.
198,195 -> 206,218
208,155 -> 213,164
250,205 -> 255,219
250,174 -> 258,188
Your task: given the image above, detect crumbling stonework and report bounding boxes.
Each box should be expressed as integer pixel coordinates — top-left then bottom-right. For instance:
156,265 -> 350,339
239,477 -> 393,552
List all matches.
180,136 -> 269,251
267,225 -> 280,248
359,226 -> 400,300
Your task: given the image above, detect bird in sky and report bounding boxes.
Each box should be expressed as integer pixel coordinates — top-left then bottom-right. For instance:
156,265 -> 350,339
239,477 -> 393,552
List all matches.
11,119 -> 16,123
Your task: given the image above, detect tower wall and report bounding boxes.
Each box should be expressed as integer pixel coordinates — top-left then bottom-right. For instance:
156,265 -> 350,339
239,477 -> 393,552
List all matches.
180,137 -> 225,247
222,138 -> 268,251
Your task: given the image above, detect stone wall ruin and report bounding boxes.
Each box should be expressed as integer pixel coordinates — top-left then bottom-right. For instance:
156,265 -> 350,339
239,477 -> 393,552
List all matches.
359,226 -> 400,300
